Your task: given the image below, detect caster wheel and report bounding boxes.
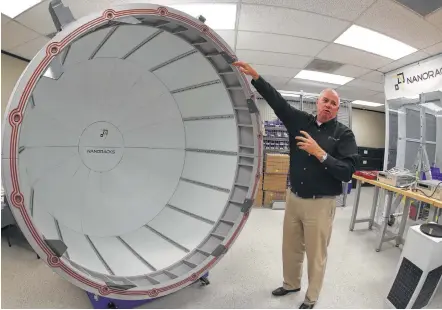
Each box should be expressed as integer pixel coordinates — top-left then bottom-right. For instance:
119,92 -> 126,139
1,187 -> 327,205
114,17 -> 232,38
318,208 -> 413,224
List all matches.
388,215 -> 395,227
395,244 -> 399,247
107,302 -> 117,308
37,254 -> 40,259
199,277 -> 210,286
349,229 -> 353,232
376,249 -> 380,252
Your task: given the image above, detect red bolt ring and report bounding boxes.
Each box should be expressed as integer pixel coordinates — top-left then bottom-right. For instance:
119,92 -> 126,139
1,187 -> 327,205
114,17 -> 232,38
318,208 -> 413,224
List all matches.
103,9 -> 116,20
12,192 -> 24,207
158,7 -> 168,16
48,255 -> 60,267
46,43 -> 60,56
10,111 -> 22,125
98,286 -> 110,295
201,25 -> 209,33
148,289 -> 159,297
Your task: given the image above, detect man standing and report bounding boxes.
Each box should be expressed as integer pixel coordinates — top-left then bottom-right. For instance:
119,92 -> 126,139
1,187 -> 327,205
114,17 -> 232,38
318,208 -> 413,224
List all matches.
233,62 -> 358,309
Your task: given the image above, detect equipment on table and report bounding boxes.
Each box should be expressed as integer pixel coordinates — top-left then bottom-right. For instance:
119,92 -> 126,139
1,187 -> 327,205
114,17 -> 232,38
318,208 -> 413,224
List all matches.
377,168 -> 416,188
386,224 -> 442,309
1,1 -> 261,307
415,180 -> 442,200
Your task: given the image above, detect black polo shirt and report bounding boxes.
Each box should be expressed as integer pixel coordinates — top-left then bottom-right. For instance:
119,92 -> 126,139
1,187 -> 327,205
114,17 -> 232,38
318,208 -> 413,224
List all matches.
252,76 -> 359,198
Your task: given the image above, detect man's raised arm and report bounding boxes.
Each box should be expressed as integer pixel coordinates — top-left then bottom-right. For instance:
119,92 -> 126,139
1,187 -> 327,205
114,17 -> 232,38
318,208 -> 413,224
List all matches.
233,62 -> 307,132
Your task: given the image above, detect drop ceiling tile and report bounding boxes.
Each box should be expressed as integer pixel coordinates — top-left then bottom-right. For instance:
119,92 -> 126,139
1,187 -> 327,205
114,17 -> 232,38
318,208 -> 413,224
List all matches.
260,75 -> 292,88
239,4 -> 350,42
62,0 -> 108,19
15,1 -> 57,35
251,64 -> 300,78
317,43 -> 392,70
335,85 -> 378,101
356,0 -> 442,49
426,8 -> 442,30
378,51 -> 431,73
9,36 -> 50,60
332,65 -> 371,78
214,30 -> 235,49
359,71 -> 385,84
423,42 -> 442,55
368,92 -> 386,104
236,31 -> 327,56
345,79 -> 384,92
1,20 -> 41,50
236,50 -> 312,68
2,14 -> 12,26
283,79 -> 338,94
242,0 -> 375,21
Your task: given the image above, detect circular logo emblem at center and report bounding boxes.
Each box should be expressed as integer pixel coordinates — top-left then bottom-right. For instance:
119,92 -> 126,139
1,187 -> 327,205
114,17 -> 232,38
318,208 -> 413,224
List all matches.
78,121 -> 124,172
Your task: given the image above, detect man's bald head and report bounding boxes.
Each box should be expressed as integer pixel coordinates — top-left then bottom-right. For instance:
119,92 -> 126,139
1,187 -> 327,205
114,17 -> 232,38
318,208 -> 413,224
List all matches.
316,88 -> 340,123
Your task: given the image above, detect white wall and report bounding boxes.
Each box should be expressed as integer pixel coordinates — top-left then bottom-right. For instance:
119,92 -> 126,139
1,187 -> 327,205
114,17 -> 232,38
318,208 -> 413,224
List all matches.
352,108 -> 385,148
1,53 -> 28,118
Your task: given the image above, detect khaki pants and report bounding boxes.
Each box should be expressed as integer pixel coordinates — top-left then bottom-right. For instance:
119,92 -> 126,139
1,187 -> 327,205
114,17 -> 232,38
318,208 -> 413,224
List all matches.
282,190 -> 336,305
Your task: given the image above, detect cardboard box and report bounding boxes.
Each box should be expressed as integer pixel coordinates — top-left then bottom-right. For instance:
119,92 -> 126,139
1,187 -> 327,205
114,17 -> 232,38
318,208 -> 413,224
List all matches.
264,191 -> 286,206
263,174 -> 287,192
254,189 -> 264,207
265,153 -> 290,174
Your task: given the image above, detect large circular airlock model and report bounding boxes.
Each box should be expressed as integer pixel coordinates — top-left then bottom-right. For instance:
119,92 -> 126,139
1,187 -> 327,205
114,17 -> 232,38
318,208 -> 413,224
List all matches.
2,2 -> 262,299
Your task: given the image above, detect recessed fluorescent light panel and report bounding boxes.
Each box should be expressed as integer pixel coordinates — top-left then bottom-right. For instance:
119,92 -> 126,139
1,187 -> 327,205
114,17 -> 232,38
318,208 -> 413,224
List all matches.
334,25 -> 417,60
294,70 -> 354,85
170,4 -> 237,30
278,90 -> 300,98
1,0 -> 41,18
352,100 -> 384,107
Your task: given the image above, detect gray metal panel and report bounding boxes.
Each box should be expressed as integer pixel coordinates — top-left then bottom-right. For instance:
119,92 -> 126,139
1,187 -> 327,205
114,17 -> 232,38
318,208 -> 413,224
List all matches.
406,109 -> 421,140
395,0 -> 442,16
425,114 -> 437,142
404,141 -> 420,170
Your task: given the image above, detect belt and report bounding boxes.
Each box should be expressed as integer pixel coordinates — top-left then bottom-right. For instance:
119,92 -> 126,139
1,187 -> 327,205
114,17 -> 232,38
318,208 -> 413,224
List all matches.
292,190 -> 335,200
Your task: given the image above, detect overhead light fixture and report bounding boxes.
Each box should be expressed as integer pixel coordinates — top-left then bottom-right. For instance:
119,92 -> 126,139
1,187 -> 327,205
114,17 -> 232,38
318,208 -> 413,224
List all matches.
421,102 -> 442,112
1,0 -> 41,18
352,100 -> 384,107
170,4 -> 237,30
294,70 -> 354,85
277,90 -> 300,98
334,25 -> 417,60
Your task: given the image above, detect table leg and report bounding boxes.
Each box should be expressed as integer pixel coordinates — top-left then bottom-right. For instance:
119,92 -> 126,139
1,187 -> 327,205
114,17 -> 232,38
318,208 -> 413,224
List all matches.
396,197 -> 411,247
376,191 -> 393,252
368,186 -> 380,230
349,180 -> 362,231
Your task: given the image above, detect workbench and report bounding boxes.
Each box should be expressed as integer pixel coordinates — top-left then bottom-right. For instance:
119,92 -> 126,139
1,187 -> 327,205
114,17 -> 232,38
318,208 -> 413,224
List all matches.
349,174 -> 442,252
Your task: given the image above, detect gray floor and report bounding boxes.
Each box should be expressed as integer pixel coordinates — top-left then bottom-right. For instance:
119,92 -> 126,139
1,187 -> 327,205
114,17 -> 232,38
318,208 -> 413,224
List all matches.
2,187 -> 442,309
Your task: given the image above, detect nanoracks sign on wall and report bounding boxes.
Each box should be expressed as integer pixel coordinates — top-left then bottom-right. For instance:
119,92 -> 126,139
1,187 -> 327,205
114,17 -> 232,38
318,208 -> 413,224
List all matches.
384,54 -> 442,100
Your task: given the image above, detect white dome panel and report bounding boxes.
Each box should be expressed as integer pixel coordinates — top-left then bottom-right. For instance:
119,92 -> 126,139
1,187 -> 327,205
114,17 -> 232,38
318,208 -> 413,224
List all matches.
148,206 -> 213,252
63,27 -> 115,67
94,25 -> 160,59
154,52 -> 220,91
120,227 -> 188,271
59,227 -> 111,275
169,181 -> 230,223
126,31 -> 194,70
173,83 -> 234,118
88,235 -> 153,276
184,118 -> 238,152
182,152 -> 237,190
2,2 -> 261,300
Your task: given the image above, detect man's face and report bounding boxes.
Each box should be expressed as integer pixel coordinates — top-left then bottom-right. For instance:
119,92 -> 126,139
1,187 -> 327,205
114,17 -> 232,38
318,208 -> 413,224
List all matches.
316,89 -> 340,123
